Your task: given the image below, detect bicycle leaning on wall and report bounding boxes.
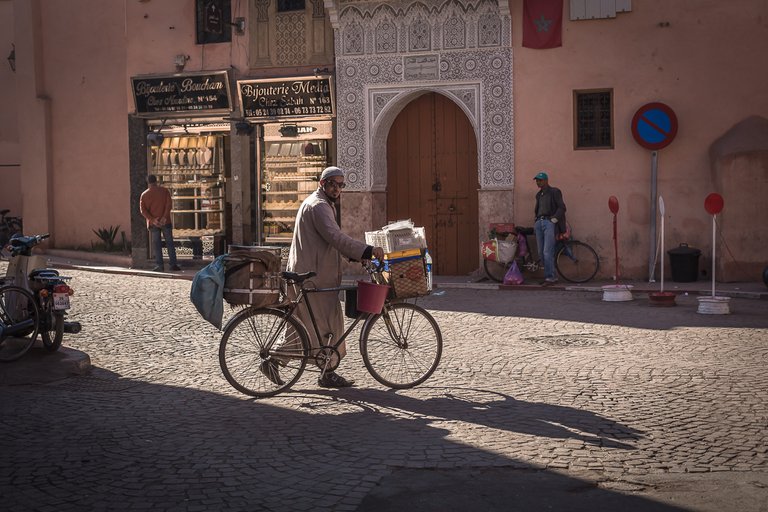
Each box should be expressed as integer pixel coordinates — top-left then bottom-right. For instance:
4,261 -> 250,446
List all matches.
0,209 -> 23,247
482,223 -> 600,284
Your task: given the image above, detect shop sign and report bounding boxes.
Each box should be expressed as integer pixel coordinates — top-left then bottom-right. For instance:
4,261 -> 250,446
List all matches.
131,71 -> 232,117
238,77 -> 335,120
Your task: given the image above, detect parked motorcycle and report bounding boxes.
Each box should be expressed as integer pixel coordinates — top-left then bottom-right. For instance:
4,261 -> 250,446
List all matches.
3,234 -> 81,351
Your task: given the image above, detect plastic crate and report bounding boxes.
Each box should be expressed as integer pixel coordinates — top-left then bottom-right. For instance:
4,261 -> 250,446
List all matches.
365,227 -> 427,254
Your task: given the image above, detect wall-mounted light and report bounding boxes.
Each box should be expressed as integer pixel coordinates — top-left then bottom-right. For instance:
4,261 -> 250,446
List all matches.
174,54 -> 190,72
230,17 -> 246,36
7,43 -> 16,73
313,67 -> 329,77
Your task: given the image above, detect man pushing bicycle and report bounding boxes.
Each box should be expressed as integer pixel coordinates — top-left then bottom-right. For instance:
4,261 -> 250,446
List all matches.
260,166 -> 384,388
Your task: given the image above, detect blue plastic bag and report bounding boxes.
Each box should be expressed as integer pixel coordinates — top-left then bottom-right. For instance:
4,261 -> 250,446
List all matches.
190,254 -> 226,329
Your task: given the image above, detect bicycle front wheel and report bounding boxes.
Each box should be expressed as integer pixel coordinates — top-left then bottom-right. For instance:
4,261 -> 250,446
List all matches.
219,308 -> 309,397
556,241 -> 599,283
0,286 -> 40,362
360,302 -> 442,389
483,259 -> 511,283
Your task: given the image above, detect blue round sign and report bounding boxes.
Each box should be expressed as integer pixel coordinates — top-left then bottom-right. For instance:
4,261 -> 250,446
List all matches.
631,102 -> 678,150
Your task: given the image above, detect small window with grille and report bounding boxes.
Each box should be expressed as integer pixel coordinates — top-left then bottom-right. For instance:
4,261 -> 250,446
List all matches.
277,0 -> 305,12
574,89 -> 613,149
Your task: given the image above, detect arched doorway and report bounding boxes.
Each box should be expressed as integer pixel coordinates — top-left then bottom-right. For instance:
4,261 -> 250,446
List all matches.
386,92 -> 479,275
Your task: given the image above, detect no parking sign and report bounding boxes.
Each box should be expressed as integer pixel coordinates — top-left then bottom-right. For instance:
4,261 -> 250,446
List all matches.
631,101 -> 679,282
631,102 -> 678,150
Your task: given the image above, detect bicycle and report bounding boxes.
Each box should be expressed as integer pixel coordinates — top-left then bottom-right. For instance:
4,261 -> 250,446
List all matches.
218,262 -> 443,398
0,209 -> 23,247
483,225 -> 599,284
0,285 -> 41,362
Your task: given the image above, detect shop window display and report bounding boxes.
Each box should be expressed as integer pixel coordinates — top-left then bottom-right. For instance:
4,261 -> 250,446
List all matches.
262,139 -> 328,244
149,134 -> 227,258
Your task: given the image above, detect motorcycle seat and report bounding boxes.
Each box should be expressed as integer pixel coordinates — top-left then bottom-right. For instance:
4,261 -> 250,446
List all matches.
29,268 -> 60,280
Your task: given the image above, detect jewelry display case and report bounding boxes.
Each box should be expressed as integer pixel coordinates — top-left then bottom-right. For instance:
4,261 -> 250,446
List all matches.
262,139 -> 328,244
149,134 -> 227,257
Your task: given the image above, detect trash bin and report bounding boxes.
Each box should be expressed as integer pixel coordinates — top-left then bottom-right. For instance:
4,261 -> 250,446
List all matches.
667,243 -> 701,282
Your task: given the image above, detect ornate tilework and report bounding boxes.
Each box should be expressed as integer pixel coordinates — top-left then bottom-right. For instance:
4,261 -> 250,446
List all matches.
444,16 -> 466,49
334,0 -> 514,190
409,15 -> 431,51
376,19 -> 398,53
478,13 -> 501,47
276,13 -> 306,64
344,22 -> 364,54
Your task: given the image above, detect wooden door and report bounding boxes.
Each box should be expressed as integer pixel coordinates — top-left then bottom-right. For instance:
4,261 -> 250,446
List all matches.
386,93 -> 479,275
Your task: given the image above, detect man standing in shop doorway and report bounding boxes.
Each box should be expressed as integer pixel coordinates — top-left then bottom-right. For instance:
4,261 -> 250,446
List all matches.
533,171 -> 567,286
272,166 -> 384,389
140,175 -> 181,272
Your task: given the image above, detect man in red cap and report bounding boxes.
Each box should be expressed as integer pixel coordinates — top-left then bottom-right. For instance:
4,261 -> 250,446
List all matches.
533,171 -> 567,285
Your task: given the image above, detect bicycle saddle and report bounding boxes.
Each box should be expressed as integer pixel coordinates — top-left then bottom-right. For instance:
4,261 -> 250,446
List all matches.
281,271 -> 316,283
517,227 -> 534,235
0,209 -> 9,215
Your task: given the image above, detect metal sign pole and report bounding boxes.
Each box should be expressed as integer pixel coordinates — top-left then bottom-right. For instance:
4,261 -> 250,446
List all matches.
711,213 -> 717,298
648,151 -> 658,282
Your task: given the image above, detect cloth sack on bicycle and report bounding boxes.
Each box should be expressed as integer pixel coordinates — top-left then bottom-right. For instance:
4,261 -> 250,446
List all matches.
480,238 -> 517,263
222,249 -> 281,308
503,260 -> 524,285
190,254 -> 226,329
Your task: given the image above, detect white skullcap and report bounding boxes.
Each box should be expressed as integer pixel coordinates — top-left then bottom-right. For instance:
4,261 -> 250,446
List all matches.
320,166 -> 345,181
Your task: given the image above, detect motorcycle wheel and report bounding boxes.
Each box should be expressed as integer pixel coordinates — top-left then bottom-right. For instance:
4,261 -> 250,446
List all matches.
42,311 -> 64,352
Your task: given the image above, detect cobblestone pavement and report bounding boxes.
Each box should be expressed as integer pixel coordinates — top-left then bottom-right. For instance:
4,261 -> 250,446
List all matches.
1,268 -> 767,511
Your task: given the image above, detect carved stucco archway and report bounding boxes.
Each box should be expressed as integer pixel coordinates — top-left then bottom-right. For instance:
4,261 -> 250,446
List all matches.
328,0 -> 514,192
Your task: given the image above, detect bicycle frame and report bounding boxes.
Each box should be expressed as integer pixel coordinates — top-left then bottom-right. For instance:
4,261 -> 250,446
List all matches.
250,273 -> 407,370
288,282 -> 369,354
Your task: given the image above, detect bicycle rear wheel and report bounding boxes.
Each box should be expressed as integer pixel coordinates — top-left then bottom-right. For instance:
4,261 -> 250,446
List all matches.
556,241 -> 599,283
0,286 -> 40,362
360,302 -> 442,389
219,308 -> 309,397
483,259 -> 511,283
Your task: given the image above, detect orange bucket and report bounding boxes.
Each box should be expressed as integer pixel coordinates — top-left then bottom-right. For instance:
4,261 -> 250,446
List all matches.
356,281 -> 390,314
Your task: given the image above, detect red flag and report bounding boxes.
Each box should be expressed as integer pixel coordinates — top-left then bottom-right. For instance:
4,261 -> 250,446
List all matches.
523,0 -> 563,49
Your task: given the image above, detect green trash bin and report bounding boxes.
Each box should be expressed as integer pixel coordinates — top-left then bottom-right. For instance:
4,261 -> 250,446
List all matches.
667,243 -> 701,282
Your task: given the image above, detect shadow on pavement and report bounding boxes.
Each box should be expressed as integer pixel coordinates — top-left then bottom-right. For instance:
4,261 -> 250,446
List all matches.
0,370 -> 680,512
296,386 -> 643,449
418,288 -> 768,330
359,467 -> 692,512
